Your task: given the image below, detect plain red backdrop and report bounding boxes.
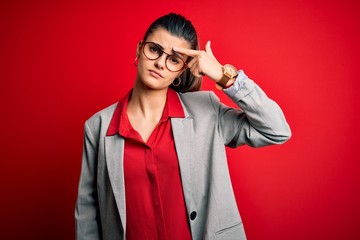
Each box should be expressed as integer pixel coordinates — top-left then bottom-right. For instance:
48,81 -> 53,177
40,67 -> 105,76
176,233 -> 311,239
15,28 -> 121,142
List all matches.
1,0 -> 359,239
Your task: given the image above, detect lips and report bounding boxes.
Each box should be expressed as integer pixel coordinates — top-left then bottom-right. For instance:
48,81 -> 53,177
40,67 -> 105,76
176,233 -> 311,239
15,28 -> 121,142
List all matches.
149,70 -> 163,78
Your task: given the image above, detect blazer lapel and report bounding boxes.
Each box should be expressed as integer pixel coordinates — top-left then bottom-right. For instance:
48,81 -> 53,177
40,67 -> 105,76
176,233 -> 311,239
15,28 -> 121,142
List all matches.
171,116 -> 196,212
104,135 -> 126,229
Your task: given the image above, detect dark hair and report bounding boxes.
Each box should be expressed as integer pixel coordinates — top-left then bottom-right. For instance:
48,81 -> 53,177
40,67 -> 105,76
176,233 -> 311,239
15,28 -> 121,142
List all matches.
143,13 -> 202,93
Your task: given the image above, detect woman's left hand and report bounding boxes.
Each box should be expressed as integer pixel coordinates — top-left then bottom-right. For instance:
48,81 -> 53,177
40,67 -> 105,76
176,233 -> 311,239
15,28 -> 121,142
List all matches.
174,41 -> 223,82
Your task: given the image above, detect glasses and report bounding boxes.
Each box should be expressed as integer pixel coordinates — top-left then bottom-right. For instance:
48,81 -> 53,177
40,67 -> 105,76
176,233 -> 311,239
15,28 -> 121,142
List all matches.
141,41 -> 187,72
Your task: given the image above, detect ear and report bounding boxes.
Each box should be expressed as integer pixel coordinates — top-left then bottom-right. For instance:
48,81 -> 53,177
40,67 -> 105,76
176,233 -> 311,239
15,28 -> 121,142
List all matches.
136,41 -> 143,57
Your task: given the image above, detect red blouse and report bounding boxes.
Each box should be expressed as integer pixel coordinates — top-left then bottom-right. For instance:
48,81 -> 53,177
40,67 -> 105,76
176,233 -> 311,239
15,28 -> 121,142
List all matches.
106,89 -> 192,240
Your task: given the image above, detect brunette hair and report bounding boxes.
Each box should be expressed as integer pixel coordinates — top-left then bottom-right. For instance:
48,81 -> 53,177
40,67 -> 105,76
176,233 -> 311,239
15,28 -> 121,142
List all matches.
143,13 -> 202,93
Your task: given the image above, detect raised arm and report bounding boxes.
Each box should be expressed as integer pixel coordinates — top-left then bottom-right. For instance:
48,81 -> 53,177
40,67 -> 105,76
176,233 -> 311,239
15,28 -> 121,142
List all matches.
211,71 -> 291,147
175,41 -> 291,147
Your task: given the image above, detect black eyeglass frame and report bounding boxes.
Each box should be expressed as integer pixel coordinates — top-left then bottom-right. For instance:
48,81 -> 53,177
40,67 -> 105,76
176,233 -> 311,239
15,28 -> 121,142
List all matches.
141,41 -> 188,72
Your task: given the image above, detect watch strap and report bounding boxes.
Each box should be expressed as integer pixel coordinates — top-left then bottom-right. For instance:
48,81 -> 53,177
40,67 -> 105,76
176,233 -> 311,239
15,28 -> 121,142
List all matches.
217,74 -> 232,87
215,78 -> 236,90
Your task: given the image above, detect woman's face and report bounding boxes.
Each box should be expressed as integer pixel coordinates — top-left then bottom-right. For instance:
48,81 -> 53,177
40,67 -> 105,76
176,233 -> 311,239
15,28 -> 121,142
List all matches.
136,27 -> 191,90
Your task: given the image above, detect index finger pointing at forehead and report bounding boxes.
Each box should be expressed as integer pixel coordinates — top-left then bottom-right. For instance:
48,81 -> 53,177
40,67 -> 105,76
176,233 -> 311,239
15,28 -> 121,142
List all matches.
173,47 -> 200,57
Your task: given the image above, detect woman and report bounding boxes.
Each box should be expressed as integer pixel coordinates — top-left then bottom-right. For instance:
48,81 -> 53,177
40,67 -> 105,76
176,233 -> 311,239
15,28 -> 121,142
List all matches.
75,13 -> 291,240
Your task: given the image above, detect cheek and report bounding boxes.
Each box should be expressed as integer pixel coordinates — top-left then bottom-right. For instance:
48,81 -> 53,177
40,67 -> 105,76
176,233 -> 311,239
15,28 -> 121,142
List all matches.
165,72 -> 179,82
137,57 -> 148,73
137,56 -> 179,84
137,55 -> 146,67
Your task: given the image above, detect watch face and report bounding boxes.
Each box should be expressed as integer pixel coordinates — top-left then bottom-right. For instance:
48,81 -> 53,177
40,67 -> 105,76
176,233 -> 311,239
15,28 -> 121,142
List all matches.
224,64 -> 238,77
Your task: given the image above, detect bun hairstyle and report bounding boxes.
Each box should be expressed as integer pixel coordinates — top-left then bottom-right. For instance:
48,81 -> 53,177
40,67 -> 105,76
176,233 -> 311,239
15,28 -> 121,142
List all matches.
143,13 -> 202,93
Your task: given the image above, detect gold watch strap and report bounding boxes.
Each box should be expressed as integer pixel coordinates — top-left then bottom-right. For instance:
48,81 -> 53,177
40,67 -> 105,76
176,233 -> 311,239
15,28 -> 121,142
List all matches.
217,75 -> 232,87
215,78 -> 236,90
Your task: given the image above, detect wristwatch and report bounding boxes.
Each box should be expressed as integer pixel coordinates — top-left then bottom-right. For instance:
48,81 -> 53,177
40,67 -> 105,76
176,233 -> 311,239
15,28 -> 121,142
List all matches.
216,64 -> 238,90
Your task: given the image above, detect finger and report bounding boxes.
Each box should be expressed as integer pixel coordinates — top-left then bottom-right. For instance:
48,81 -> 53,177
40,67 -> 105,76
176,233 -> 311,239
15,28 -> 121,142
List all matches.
191,66 -> 203,77
190,63 -> 205,77
205,41 -> 214,57
195,66 -> 205,76
173,46 -> 201,57
186,56 -> 198,69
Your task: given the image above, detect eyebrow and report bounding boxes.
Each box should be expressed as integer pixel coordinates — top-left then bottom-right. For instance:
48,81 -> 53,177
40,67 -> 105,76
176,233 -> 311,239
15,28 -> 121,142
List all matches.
153,42 -> 164,51
153,41 -> 186,59
171,48 -> 188,60
172,50 -> 185,59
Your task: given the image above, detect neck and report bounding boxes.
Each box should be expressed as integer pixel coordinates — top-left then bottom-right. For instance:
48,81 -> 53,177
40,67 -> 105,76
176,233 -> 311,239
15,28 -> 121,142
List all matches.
127,80 -> 168,120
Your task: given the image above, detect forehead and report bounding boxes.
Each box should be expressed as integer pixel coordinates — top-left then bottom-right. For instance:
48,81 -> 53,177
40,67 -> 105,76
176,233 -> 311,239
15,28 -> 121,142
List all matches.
146,27 -> 191,51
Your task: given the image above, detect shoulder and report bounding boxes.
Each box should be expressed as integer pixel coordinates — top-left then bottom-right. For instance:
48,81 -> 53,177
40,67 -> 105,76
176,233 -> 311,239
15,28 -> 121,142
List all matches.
85,102 -> 118,133
178,90 -> 220,115
179,90 -> 219,102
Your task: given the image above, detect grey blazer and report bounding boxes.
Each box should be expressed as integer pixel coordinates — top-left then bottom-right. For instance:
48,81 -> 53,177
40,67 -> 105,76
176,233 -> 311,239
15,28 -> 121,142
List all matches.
75,71 -> 291,240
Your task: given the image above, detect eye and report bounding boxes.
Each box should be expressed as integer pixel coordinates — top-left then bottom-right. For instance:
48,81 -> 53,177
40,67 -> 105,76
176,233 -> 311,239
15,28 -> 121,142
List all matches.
149,44 -> 161,53
168,56 -> 181,65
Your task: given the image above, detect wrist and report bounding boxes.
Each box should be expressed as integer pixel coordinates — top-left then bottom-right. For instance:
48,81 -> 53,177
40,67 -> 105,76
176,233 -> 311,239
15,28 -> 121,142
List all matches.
224,78 -> 236,88
215,64 -> 238,90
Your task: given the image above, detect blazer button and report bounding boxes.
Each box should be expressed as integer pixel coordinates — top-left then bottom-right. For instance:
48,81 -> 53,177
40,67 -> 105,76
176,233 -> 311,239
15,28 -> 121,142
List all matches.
190,211 -> 197,220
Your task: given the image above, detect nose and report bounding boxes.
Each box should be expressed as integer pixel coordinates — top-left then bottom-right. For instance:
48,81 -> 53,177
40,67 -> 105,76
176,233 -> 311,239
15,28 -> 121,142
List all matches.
154,53 -> 167,70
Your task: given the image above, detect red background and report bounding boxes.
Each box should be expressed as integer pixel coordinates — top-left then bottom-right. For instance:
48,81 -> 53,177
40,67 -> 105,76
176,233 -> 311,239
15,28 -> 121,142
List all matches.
1,0 -> 359,239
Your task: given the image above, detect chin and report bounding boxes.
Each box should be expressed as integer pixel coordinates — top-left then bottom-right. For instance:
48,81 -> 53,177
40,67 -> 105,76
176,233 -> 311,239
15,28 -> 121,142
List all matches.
139,75 -> 169,90
140,78 -> 169,91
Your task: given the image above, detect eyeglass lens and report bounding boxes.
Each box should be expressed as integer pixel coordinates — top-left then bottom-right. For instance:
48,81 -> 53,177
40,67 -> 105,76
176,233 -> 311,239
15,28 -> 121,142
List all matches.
143,42 -> 185,72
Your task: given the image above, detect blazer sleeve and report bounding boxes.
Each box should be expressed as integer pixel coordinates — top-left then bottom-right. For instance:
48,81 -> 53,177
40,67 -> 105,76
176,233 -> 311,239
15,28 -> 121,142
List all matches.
75,122 -> 102,240
210,70 -> 291,148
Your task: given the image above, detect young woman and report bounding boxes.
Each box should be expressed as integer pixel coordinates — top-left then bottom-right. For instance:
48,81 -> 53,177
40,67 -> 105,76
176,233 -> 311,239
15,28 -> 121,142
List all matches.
75,13 -> 291,240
